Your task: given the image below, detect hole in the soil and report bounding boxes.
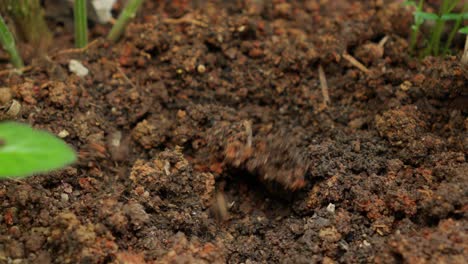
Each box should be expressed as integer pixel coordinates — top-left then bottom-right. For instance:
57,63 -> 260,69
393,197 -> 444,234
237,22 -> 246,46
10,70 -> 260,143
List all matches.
393,211 -> 406,221
391,252 -> 404,263
218,168 -> 297,220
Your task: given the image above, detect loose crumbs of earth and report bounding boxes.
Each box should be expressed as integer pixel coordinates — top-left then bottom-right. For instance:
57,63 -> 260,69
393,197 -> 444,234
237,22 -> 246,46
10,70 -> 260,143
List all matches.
0,0 -> 467,263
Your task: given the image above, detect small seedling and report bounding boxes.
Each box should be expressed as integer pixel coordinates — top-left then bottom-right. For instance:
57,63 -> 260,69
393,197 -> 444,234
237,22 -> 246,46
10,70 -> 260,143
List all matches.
108,0 -> 145,42
74,0 -> 88,48
0,14 -> 24,68
405,0 -> 468,57
0,122 -> 76,179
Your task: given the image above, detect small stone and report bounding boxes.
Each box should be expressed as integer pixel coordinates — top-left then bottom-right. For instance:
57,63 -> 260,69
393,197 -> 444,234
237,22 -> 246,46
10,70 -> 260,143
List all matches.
91,0 -> 117,23
6,100 -> 21,117
0,88 -> 12,105
326,203 -> 335,214
69,60 -> 89,77
58,130 -> 70,138
400,80 -> 412,91
177,110 -> 187,119
60,193 -> 69,203
322,256 -> 335,264
249,48 -> 263,58
197,64 -> 206,73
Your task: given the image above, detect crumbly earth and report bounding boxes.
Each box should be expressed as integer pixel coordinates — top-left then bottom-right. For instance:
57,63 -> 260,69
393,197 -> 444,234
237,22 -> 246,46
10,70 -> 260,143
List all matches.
0,0 -> 467,263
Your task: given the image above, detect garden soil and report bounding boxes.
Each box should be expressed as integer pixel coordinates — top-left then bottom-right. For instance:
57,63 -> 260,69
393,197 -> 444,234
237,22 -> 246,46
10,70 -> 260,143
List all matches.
0,0 -> 467,263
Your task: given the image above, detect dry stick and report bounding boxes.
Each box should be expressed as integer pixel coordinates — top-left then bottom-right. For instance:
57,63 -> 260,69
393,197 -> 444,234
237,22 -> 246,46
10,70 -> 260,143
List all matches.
243,120 -> 253,148
102,60 -> 137,89
461,35 -> 468,65
318,64 -> 330,106
52,39 -> 99,57
163,14 -> 208,27
378,35 -> 389,48
342,53 -> 370,74
0,66 -> 32,77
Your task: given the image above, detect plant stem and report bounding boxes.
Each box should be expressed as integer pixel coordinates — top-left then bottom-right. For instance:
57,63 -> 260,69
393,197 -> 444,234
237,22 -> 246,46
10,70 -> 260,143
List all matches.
410,0 -> 425,54
107,0 -> 145,42
0,0 -> 52,53
74,0 -> 88,48
443,2 -> 465,54
422,0 -> 462,57
0,15 -> 24,68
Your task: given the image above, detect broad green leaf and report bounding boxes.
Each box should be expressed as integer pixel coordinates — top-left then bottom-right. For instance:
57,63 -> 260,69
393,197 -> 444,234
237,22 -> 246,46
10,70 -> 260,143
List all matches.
459,26 -> 468,34
0,122 -> 76,178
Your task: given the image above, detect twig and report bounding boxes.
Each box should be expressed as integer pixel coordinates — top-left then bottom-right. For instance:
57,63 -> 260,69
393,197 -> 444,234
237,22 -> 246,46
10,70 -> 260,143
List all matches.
318,64 -> 330,106
52,39 -> 99,57
342,53 -> 370,74
378,35 -> 389,48
461,35 -> 468,65
0,66 -> 33,77
243,120 -> 252,147
103,60 -> 137,89
163,14 -> 208,27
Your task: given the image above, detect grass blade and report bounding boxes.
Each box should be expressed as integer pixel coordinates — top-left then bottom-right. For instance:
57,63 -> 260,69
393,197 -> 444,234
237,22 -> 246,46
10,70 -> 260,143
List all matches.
107,0 -> 145,42
0,15 -> 24,68
74,0 -> 88,48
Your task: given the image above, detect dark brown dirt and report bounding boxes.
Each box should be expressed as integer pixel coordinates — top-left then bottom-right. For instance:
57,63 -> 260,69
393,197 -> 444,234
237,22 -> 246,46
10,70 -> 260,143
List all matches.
1,0 -> 467,263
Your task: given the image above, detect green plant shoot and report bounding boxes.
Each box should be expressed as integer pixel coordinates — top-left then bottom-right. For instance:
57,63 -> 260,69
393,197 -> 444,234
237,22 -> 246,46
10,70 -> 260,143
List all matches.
405,0 -> 468,57
74,0 -> 88,48
0,122 -> 76,179
108,0 -> 145,42
405,0 -> 426,54
0,15 -> 24,68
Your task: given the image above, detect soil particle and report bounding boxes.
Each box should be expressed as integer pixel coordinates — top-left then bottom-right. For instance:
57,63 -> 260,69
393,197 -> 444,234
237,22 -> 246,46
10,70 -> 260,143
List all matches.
376,218 -> 468,263
0,88 -> 12,105
375,105 -> 426,145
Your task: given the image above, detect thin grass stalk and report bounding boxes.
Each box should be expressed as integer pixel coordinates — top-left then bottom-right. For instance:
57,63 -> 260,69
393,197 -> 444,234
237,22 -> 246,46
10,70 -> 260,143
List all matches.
74,0 -> 88,48
0,15 -> 23,68
410,0 -> 425,54
443,2 -> 466,53
107,0 -> 145,42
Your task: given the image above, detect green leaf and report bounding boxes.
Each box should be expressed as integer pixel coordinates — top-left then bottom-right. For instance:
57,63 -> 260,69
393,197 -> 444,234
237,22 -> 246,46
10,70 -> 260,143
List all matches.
414,11 -> 439,22
441,13 -> 468,21
403,0 -> 417,7
459,26 -> 468,34
0,122 -> 76,178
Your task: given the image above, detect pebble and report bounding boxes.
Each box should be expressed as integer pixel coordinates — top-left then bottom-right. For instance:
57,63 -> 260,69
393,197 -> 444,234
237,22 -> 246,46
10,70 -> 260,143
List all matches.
91,0 -> 117,23
60,193 -> 69,203
58,130 -> 70,138
68,60 -> 89,77
6,100 -> 21,117
326,203 -> 336,214
197,64 -> 206,73
0,87 -> 12,105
